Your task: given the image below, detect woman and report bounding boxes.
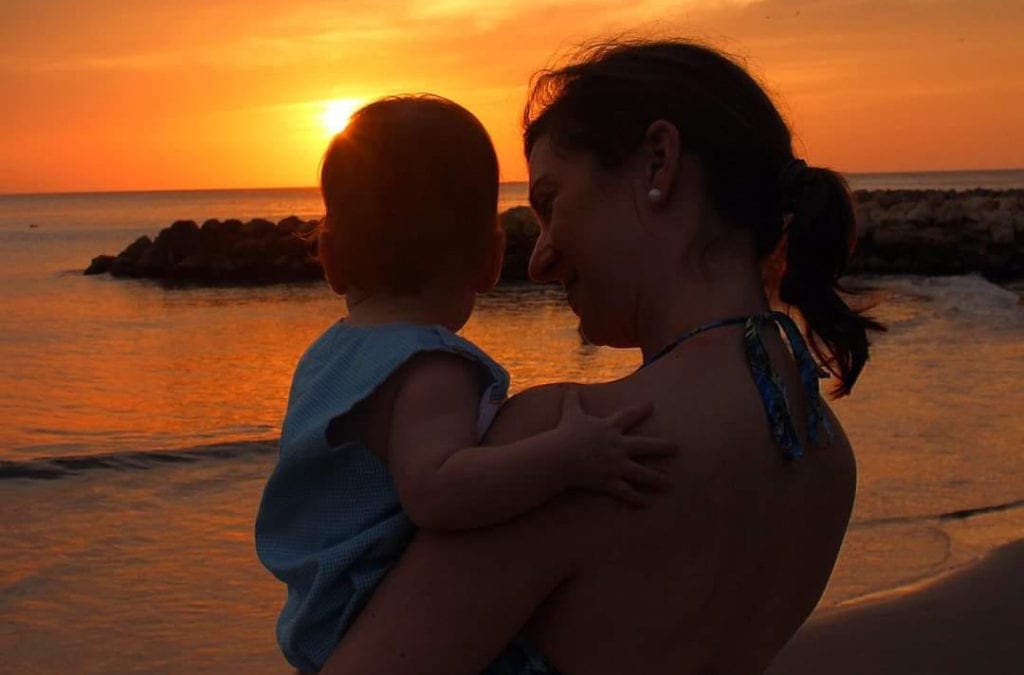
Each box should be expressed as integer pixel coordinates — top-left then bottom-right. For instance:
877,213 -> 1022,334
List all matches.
321,39 -> 880,674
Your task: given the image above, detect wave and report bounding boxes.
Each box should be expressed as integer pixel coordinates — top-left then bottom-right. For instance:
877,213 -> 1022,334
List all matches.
852,497 -> 1024,529
0,440 -> 277,480
866,274 -> 1022,316
5,442 -> 1022,531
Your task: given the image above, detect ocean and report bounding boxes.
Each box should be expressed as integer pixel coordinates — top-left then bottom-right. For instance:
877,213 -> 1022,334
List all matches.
1,171 -> 1022,673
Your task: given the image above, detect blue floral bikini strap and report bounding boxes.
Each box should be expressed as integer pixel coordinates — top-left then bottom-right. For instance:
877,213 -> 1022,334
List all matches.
743,311 -> 832,460
639,311 -> 831,460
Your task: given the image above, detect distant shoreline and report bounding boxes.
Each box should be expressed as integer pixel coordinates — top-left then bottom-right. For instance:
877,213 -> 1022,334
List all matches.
5,167 -> 1024,198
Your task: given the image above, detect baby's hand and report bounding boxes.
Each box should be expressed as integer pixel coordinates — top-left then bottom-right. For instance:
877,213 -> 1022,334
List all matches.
556,387 -> 678,507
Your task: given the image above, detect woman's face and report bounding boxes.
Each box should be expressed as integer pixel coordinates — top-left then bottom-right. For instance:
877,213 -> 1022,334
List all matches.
527,136 -> 648,347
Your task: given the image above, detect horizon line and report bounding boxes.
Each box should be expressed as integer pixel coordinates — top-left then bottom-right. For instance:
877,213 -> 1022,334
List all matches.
3,167 -> 1024,198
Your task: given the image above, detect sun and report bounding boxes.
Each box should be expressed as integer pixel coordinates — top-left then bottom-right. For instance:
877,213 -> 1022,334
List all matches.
321,98 -> 363,135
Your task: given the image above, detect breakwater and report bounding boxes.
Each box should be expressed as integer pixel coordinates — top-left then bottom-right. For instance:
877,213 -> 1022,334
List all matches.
84,189 -> 1024,284
849,189 -> 1023,280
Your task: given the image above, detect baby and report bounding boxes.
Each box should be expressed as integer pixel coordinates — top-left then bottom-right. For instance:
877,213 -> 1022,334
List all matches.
254,95 -> 676,673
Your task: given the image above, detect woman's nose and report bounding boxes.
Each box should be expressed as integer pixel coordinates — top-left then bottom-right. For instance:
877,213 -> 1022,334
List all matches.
528,231 -> 559,282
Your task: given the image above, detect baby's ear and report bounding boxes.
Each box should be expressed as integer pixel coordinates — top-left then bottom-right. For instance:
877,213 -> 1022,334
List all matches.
472,223 -> 505,293
318,226 -> 349,295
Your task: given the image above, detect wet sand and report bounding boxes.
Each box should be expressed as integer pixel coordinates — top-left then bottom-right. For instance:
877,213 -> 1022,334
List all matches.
768,538 -> 1024,674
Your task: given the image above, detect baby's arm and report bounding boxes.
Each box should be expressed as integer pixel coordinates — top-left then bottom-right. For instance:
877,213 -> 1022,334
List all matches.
388,352 -> 677,531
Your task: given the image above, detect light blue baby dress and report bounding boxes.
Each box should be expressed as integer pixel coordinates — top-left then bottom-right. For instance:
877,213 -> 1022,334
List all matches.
254,321 -> 558,673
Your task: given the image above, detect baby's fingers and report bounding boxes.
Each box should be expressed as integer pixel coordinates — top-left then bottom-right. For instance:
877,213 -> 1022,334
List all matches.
603,480 -> 651,509
607,401 -> 655,432
622,436 -> 678,458
622,462 -> 673,492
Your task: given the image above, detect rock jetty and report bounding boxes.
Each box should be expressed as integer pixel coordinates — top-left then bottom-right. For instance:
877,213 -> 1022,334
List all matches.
84,216 -> 323,283
85,189 -> 1024,285
498,206 -> 540,282
849,189 -> 1023,281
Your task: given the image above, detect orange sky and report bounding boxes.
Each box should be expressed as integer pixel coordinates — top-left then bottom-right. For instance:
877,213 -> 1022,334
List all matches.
1,0 -> 1022,194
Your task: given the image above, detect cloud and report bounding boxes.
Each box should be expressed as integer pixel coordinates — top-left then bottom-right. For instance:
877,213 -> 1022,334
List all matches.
2,0 -> 762,75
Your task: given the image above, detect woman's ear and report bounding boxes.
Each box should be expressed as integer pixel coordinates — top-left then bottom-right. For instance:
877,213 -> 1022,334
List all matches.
642,120 -> 681,207
472,222 -> 505,293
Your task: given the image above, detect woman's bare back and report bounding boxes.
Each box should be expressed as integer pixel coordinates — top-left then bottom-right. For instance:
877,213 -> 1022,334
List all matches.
507,325 -> 856,674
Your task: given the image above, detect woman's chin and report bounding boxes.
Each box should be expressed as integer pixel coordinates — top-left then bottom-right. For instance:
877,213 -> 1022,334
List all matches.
578,319 -> 638,349
576,322 -> 595,346
576,318 -> 612,348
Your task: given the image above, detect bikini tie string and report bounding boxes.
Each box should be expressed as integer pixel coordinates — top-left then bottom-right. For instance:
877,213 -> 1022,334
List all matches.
640,311 -> 832,460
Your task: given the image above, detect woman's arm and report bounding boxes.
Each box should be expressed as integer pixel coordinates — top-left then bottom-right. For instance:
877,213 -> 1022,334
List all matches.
320,383 -> 605,674
320,503 -> 578,674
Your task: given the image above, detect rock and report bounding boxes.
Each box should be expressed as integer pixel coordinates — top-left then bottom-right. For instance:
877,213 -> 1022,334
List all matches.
267,235 -> 309,259
84,254 -> 115,275
109,255 -> 136,277
277,216 -> 305,235
207,253 -> 240,282
168,251 -> 214,282
287,257 -> 324,281
154,220 -> 200,261
905,202 -> 933,224
119,235 -> 152,262
991,221 -> 1015,245
854,204 -> 881,234
501,206 -> 540,237
242,218 -> 277,238
135,246 -> 173,277
199,219 -> 242,254
230,238 -> 267,261
871,222 -> 916,248
500,207 -> 541,281
935,199 -> 968,224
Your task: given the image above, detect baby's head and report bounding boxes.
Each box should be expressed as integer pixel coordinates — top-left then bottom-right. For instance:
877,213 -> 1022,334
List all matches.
318,95 -> 502,326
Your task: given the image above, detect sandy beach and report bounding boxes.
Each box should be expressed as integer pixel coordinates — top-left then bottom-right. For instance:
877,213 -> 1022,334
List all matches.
769,538 -> 1024,674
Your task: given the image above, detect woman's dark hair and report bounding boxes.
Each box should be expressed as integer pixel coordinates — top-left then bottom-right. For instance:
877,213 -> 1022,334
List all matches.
320,95 -> 498,294
524,39 -> 883,396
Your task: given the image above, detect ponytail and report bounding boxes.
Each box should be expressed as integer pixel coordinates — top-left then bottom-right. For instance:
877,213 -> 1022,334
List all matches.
779,166 -> 884,397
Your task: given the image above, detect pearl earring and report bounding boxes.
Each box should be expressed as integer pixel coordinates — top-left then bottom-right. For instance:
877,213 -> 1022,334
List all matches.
648,188 -> 662,203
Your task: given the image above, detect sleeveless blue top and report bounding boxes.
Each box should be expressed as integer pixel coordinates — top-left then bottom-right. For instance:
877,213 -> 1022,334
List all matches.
255,321 -> 555,672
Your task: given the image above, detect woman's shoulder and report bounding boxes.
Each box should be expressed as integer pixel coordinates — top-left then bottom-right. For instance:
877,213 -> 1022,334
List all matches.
484,381 -> 582,443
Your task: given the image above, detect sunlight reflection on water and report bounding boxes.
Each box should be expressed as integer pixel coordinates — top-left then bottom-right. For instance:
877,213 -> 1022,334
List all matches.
1,274 -> 1021,673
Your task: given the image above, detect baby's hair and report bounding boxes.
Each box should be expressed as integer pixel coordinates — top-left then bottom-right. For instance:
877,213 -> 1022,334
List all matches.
319,95 -> 499,294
